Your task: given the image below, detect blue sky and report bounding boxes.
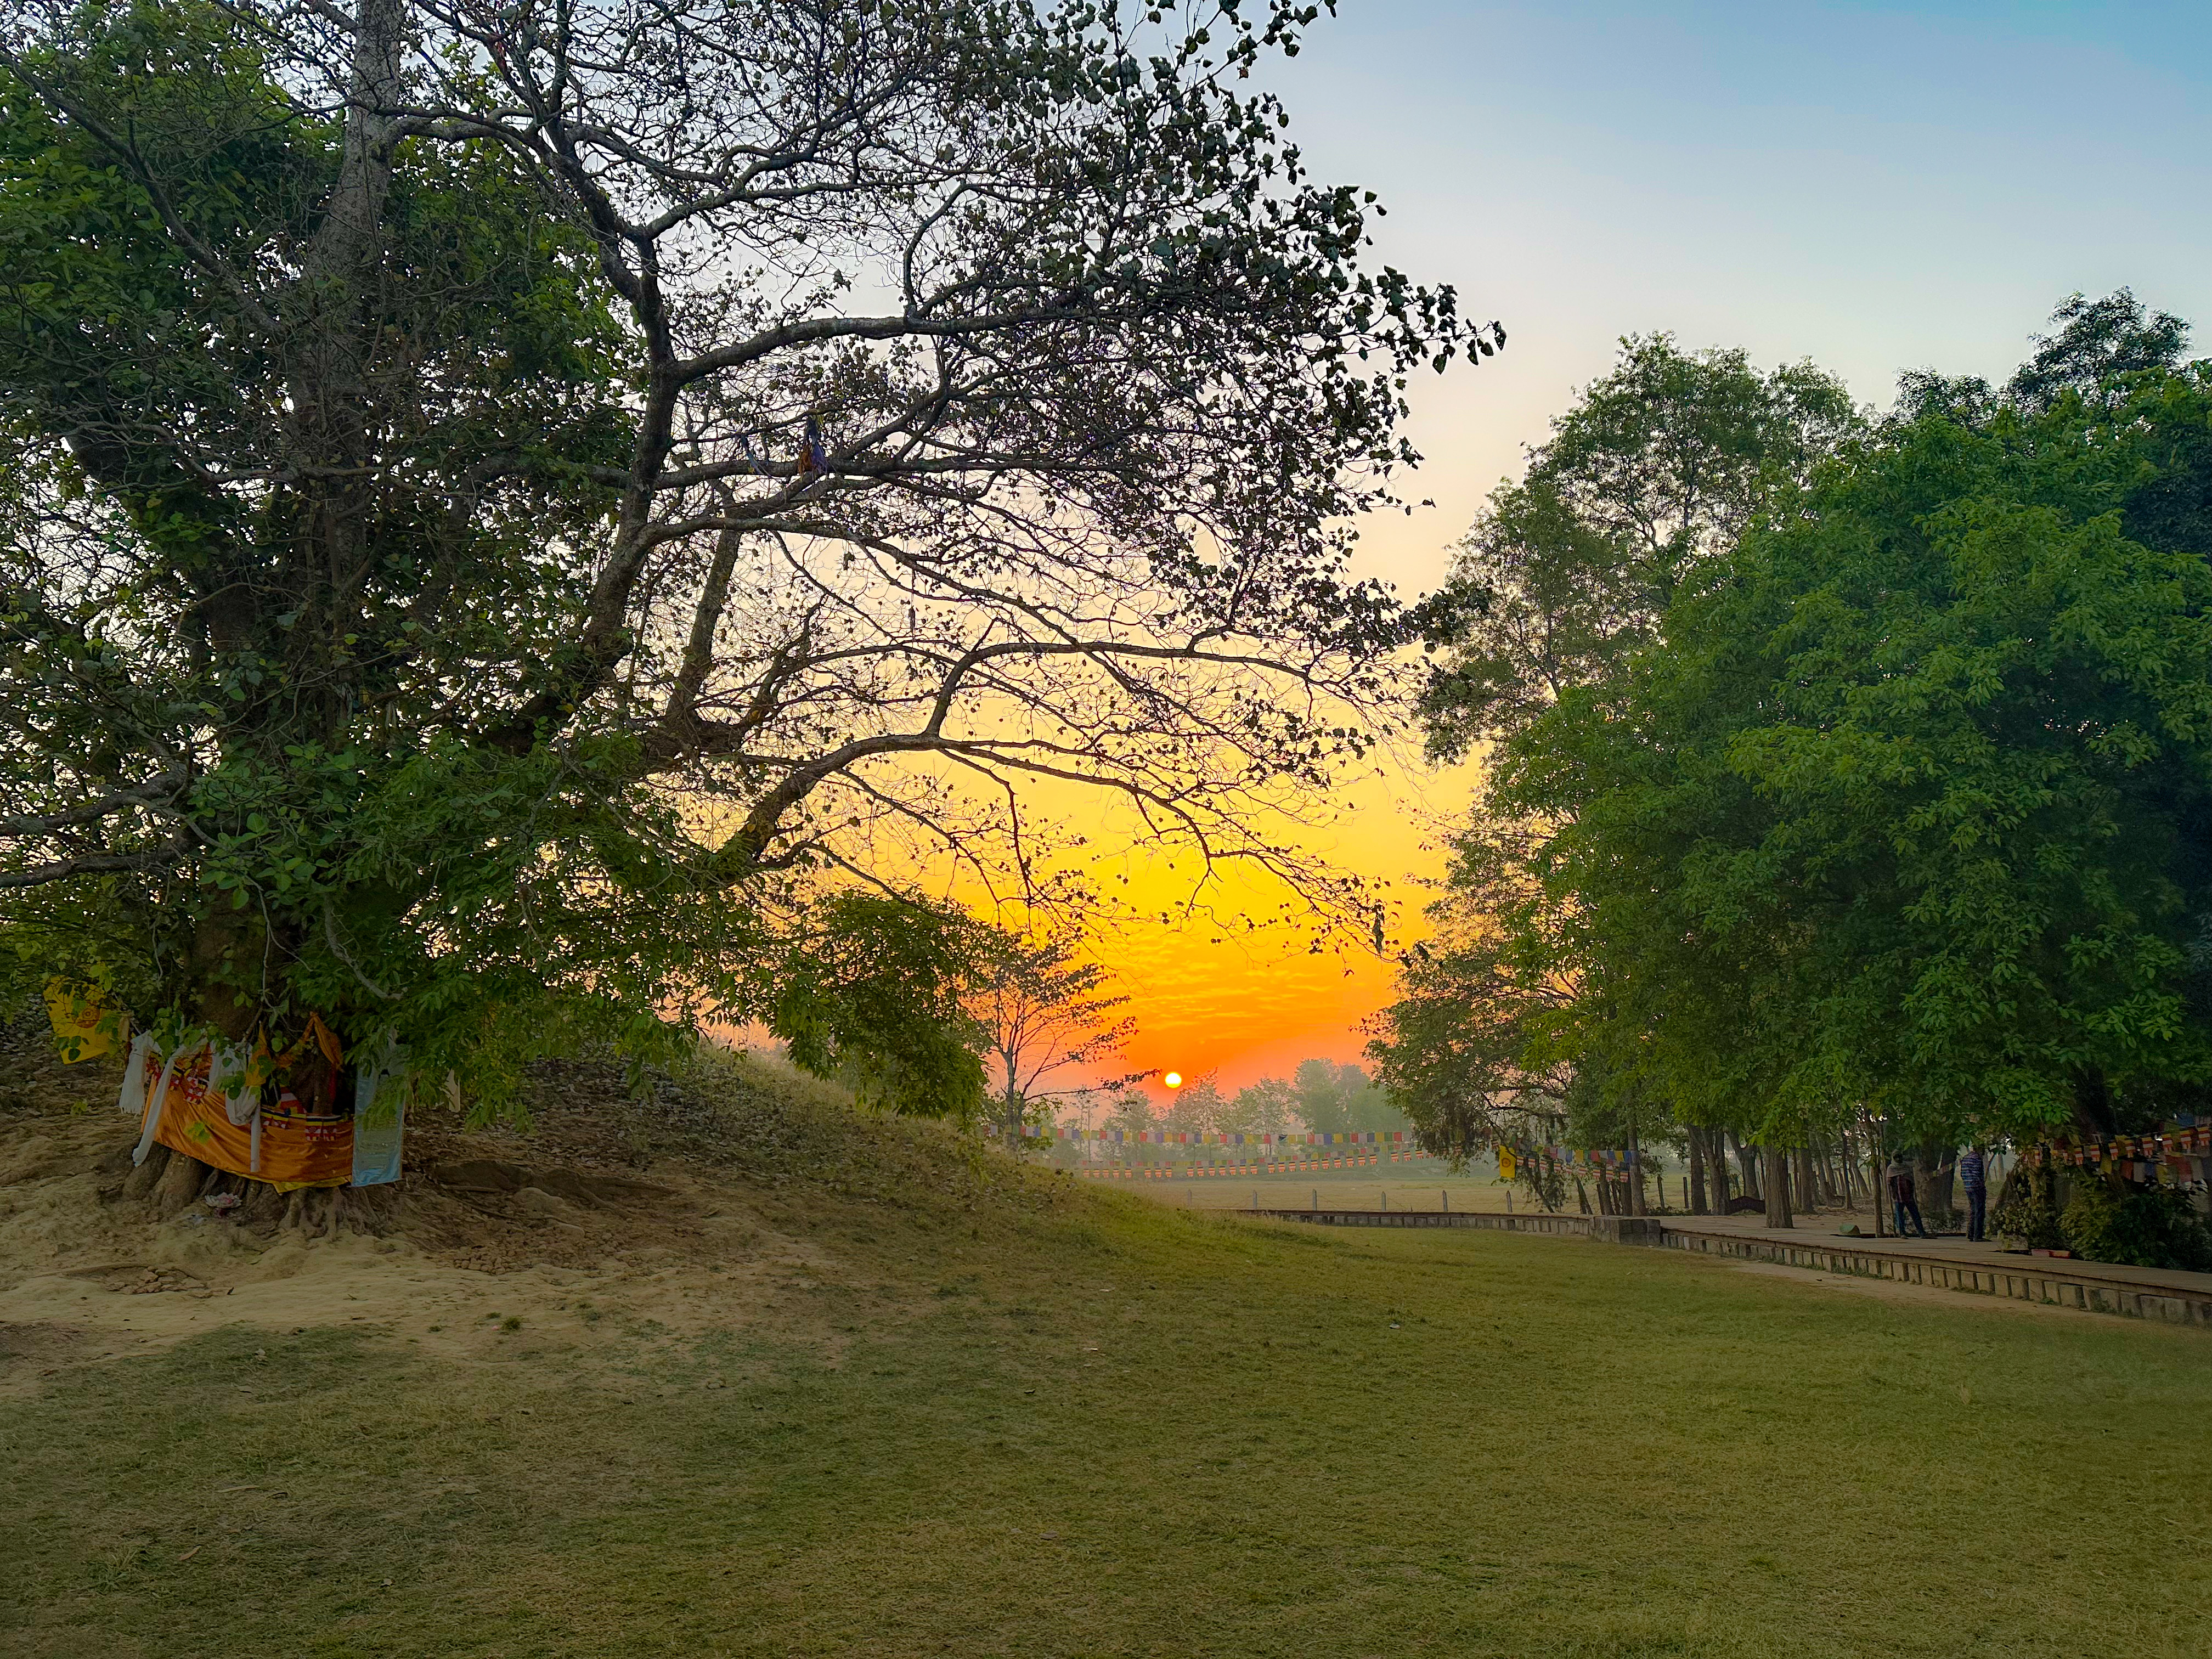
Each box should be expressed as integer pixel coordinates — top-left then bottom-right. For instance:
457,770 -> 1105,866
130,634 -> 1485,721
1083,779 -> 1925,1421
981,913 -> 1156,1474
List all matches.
1263,0 -> 2212,586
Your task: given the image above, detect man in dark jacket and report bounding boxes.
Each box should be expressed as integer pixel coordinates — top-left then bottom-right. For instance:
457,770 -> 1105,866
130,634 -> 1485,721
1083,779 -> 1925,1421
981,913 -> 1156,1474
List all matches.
1886,1155 -> 1930,1239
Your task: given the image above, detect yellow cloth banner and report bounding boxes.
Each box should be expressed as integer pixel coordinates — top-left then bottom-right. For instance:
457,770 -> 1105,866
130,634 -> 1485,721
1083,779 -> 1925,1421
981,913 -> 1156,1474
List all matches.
43,978 -> 126,1063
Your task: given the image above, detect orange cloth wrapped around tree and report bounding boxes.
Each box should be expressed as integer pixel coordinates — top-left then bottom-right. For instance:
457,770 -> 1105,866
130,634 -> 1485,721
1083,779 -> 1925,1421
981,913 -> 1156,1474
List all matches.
137,1018 -> 353,1190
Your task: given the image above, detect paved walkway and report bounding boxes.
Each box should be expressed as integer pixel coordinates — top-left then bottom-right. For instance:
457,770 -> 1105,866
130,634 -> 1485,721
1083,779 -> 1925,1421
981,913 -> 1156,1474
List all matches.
1667,1207 -> 2212,1283
1244,1204 -> 2212,1326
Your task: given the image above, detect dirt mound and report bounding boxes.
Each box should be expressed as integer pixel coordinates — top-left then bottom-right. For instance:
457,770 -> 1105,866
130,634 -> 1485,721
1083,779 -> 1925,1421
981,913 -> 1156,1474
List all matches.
0,1040 -> 1079,1394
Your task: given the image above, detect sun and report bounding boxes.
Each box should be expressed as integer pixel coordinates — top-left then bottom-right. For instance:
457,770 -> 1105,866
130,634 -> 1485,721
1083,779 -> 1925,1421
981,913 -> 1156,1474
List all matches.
1162,1071 -> 1183,1090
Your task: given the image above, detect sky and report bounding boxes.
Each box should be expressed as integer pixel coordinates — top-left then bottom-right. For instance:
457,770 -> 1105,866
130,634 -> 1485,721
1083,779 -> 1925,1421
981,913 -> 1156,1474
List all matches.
1051,1 -> 2212,1103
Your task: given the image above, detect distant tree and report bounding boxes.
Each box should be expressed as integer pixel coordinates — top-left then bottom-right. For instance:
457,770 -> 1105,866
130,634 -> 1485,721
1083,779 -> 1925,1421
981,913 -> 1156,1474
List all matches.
1160,1074 -> 1228,1137
1221,1075 -> 1299,1138
969,936 -> 1142,1147
1291,1058 -> 1408,1136
1105,1088 -> 1157,1144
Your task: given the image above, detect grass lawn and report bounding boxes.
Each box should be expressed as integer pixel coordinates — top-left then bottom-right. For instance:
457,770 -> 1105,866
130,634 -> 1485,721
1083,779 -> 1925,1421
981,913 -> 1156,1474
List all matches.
7,1165 -> 2210,1656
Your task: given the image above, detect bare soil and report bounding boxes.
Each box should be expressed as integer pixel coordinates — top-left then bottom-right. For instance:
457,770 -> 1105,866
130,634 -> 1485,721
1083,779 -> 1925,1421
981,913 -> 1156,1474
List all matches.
0,1026 -> 1024,1402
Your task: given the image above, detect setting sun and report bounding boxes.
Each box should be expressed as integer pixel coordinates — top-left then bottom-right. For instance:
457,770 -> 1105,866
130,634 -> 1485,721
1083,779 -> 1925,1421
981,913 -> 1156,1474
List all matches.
1162,1071 -> 1183,1090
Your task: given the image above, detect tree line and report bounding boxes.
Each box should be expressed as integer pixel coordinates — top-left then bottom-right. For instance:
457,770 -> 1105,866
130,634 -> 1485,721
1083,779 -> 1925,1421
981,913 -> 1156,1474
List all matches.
1370,294 -> 2212,1266
1089,1057 -> 1410,1141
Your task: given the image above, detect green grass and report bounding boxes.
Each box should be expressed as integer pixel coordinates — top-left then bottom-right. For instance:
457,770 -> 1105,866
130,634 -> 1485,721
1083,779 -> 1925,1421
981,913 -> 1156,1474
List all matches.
4,1040 -> 2212,1659
6,1154 -> 2210,1655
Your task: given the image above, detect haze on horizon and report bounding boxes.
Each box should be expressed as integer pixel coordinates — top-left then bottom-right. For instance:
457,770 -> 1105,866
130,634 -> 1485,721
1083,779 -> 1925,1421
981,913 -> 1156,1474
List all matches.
1076,0 -> 2212,1101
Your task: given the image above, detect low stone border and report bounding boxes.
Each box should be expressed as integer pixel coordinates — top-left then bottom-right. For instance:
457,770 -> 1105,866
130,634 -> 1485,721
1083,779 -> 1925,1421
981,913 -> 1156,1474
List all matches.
1244,1207 -> 2212,1326
1659,1226 -> 2212,1326
1245,1207 -> 1596,1238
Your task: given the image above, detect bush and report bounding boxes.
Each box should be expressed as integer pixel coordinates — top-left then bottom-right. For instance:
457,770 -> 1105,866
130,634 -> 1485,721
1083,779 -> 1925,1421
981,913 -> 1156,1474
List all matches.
2059,1181 -> 2212,1272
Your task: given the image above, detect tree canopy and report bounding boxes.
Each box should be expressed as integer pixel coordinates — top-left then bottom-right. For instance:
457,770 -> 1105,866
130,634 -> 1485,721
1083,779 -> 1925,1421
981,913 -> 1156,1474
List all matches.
1417,334 -> 1857,759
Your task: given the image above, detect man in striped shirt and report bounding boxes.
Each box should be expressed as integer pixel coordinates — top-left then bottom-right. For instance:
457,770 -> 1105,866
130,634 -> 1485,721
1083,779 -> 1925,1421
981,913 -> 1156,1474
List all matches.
1959,1146 -> 1988,1243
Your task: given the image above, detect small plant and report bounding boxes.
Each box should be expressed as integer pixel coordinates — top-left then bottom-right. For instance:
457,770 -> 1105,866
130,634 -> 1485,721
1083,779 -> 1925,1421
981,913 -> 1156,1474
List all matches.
501,1316 -> 523,1332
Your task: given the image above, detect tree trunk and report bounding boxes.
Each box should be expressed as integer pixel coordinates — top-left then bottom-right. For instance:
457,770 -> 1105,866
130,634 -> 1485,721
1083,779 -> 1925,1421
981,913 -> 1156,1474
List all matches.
1627,1124 -> 1646,1216
1795,1146 -> 1819,1216
1763,1144 -> 1793,1228
1730,1131 -> 1761,1201
1915,1143 -> 1956,1231
1688,1130 -> 1709,1215
997,1086 -> 1027,1153
2070,1067 -> 2118,1140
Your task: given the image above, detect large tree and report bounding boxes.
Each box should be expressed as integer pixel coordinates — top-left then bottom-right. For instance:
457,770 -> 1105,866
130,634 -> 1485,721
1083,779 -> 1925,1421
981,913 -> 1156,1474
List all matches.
1386,298 -> 2212,1226
0,1 -> 1492,1133
1379,336 -> 1855,1186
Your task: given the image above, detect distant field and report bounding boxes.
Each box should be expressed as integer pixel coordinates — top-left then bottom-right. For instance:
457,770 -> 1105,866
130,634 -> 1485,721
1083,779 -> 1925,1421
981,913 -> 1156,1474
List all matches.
1059,1159 -> 1711,1216
1163,1169 -> 1517,1211
6,1133 -> 2208,1657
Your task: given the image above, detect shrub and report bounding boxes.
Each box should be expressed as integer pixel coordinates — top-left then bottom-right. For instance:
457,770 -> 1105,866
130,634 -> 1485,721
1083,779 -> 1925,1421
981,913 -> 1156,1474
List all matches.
2059,1181 -> 2212,1272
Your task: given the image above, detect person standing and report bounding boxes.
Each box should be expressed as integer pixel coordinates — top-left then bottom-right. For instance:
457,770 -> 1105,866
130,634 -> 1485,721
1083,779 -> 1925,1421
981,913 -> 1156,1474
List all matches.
1886,1154 -> 1929,1240
1958,1144 -> 1988,1243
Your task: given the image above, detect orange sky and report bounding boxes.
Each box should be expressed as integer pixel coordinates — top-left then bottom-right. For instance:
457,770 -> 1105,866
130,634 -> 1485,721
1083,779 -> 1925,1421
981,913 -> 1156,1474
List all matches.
1031,749 -> 1479,1107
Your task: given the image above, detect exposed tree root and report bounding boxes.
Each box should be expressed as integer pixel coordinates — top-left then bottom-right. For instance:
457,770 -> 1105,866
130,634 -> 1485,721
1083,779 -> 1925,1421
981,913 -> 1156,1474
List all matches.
151,1152 -> 211,1219
119,1143 -> 170,1204
101,1143 -> 399,1239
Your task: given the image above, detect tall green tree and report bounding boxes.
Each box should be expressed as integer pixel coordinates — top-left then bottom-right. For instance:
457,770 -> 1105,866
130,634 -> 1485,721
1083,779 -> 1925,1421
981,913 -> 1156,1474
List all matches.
1391,297 -> 2212,1184
0,0 -> 1489,1146
1419,335 -> 1857,757
1380,336 -> 1855,1164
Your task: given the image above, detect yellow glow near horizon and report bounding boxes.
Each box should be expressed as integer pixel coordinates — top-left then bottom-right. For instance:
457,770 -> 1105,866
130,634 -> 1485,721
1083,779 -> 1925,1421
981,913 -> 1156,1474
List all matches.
913,742 -> 1482,1097
1162,1071 -> 1183,1089
1071,752 -> 1480,1094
